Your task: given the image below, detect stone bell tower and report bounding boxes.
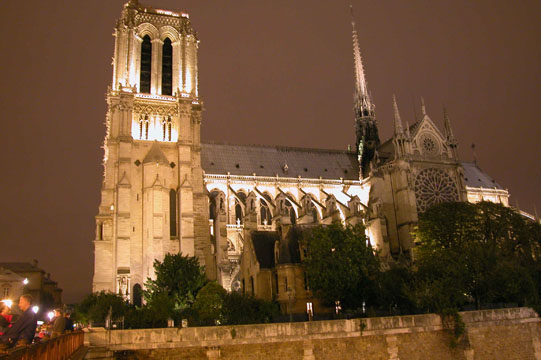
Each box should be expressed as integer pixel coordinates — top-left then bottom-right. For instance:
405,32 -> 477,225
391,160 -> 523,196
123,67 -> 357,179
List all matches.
92,0 -> 213,302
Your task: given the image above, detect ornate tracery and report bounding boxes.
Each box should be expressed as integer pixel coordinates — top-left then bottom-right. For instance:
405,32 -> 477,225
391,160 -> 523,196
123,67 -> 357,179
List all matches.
414,168 -> 458,212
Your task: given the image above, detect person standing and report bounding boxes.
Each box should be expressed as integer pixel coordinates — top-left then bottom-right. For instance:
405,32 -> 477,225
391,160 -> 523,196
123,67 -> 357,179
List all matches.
64,313 -> 74,333
0,294 -> 37,350
0,302 -> 12,336
50,309 -> 66,337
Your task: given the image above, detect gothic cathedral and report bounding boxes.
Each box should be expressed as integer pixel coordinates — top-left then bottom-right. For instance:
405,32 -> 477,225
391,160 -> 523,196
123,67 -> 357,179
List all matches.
93,1 -> 510,311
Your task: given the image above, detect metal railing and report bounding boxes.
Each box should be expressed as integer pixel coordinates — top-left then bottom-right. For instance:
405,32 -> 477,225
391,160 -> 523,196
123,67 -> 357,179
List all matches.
0,331 -> 84,360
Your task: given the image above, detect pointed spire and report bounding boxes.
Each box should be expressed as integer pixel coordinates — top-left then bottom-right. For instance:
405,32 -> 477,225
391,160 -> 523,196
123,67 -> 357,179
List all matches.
405,120 -> 411,138
443,106 -> 455,140
393,95 -> 403,135
350,5 -> 371,112
421,97 -> 426,116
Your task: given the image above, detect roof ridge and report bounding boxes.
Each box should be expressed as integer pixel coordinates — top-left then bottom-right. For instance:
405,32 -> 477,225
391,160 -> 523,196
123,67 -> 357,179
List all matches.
201,140 -> 354,154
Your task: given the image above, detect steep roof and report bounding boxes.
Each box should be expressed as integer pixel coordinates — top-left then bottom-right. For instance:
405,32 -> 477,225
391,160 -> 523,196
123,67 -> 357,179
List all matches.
462,162 -> 504,189
251,231 -> 279,269
201,142 -> 359,180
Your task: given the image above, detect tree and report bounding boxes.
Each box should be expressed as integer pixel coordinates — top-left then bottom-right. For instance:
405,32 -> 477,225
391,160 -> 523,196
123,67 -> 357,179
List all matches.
412,201 -> 539,312
192,282 -> 227,326
144,253 -> 207,318
74,291 -> 127,326
301,223 -> 380,311
221,292 -> 279,325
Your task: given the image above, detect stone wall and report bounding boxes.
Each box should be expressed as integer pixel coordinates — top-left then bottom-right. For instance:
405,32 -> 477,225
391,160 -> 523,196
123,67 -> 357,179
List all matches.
84,307 -> 541,359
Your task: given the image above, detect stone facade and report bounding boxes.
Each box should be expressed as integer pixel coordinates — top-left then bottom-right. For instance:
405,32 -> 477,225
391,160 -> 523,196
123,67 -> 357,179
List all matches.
93,1 -> 516,308
92,0 -> 213,299
84,307 -> 541,360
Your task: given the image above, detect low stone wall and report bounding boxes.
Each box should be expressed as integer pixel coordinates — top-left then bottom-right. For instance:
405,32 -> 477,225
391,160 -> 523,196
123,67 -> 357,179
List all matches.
84,307 -> 541,359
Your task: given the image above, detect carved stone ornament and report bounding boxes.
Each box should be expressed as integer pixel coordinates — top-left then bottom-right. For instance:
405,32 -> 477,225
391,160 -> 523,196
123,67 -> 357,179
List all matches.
414,168 -> 459,212
134,103 -> 177,117
418,132 -> 440,156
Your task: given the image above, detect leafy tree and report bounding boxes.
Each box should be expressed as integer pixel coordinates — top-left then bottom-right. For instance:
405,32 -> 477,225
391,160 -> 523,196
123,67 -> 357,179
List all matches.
144,253 -> 207,316
301,223 -> 380,310
412,201 -> 539,312
193,282 -> 227,326
221,292 -> 279,325
376,266 -> 416,315
74,291 -> 127,325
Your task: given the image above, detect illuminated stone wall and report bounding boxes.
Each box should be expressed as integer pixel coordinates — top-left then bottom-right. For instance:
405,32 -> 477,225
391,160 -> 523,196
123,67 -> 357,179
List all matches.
92,0 -> 211,298
84,307 -> 541,360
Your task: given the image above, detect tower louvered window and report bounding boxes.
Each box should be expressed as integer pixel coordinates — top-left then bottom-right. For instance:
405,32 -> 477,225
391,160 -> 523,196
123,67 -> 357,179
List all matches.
162,38 -> 173,95
140,35 -> 152,93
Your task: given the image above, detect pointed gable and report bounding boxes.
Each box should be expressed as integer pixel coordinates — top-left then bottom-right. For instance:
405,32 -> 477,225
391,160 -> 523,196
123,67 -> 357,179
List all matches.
143,141 -> 169,165
410,102 -> 447,158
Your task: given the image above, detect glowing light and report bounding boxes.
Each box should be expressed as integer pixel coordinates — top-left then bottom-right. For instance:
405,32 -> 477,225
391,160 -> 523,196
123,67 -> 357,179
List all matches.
23,278 -> 29,285
185,69 -> 192,94
32,306 -> 39,314
37,321 -> 44,326
131,115 -> 178,142
1,299 -> 12,308
135,93 -> 175,101
47,311 -> 54,321
156,9 -> 180,17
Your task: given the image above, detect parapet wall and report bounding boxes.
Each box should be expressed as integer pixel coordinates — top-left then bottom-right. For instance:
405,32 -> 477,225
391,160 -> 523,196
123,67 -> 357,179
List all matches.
84,307 -> 541,359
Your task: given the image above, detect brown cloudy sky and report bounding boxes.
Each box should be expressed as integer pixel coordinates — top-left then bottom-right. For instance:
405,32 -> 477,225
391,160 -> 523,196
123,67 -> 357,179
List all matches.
0,0 -> 539,302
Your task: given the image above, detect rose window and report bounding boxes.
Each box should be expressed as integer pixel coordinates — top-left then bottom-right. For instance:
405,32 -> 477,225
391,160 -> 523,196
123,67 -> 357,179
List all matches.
414,168 -> 458,212
418,133 -> 440,156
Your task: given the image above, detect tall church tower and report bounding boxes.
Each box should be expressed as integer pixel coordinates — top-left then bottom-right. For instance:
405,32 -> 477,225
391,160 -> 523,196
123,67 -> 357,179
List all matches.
92,0 -> 213,301
351,7 -> 379,179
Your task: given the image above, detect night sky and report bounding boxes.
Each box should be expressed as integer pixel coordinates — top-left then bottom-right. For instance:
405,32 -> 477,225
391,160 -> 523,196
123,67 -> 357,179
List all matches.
0,0 -> 539,303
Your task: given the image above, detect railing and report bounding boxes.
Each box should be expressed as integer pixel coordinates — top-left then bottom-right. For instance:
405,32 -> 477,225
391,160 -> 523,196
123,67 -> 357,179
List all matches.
0,331 -> 84,360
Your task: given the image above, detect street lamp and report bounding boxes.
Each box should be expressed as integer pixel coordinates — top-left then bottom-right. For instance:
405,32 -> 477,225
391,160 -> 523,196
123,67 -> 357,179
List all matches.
23,278 -> 28,285
32,306 -> 39,314
47,311 -> 54,321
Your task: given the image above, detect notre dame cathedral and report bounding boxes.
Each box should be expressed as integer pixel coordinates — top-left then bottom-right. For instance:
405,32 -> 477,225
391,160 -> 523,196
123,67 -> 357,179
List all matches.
92,1 -> 511,313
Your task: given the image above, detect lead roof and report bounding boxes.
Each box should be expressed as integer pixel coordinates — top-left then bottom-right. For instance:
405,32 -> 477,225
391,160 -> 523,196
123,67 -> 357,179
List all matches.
201,142 -> 360,180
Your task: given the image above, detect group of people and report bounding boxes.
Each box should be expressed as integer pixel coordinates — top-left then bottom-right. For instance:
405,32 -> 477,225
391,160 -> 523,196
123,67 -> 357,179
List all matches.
0,294 -> 74,353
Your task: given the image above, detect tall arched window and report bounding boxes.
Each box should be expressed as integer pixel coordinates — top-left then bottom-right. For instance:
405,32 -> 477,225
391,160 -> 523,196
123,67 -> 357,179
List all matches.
140,35 -> 152,93
161,38 -> 173,95
260,199 -> 272,225
235,203 -> 243,224
170,189 -> 177,237
285,200 -> 296,225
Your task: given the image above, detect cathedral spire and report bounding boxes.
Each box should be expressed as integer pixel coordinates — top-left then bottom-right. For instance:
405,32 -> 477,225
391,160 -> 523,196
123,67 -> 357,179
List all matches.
393,95 -> 403,135
443,106 -> 454,139
350,5 -> 372,115
350,5 -> 379,178
421,97 -> 427,116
